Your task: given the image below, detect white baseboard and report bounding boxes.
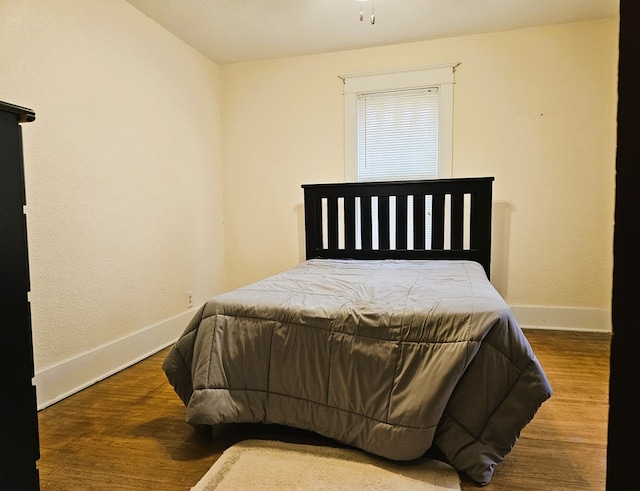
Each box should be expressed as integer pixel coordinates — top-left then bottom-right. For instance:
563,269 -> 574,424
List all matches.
510,305 -> 612,333
34,309 -> 196,410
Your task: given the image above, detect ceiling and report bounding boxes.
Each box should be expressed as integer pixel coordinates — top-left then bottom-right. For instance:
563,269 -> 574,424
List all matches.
125,0 -> 619,65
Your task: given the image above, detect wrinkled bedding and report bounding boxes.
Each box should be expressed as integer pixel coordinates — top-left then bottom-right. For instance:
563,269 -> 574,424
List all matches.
163,259 -> 552,485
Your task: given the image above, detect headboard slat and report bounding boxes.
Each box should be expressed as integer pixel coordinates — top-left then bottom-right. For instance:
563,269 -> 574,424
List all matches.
451,193 -> 465,250
431,194 -> 445,250
396,195 -> 408,250
413,196 -> 426,250
361,196 -> 373,250
326,196 -> 339,250
344,196 -> 356,250
378,195 -> 390,250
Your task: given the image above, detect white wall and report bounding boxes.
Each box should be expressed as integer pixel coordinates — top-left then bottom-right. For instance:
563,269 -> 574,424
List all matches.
0,0 -> 227,407
220,19 -> 618,331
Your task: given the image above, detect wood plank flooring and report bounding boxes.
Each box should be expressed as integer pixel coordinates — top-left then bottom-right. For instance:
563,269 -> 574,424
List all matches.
36,329 -> 610,490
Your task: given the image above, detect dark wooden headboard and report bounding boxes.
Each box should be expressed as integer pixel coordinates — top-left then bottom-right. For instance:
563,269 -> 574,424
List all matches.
302,177 -> 494,278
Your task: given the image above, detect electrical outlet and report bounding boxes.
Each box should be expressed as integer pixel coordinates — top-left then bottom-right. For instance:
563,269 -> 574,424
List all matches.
187,291 -> 193,308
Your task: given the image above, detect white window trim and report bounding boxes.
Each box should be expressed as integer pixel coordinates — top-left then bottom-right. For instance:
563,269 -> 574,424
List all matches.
340,62 -> 460,182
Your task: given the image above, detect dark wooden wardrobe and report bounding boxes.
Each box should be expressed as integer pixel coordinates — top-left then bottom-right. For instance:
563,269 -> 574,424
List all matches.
0,101 -> 39,490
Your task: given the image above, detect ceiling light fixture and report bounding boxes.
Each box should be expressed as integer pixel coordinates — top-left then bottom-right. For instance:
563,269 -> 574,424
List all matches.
358,0 -> 375,25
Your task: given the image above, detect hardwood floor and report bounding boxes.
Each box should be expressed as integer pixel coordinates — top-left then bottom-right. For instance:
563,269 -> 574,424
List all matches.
37,329 -> 610,490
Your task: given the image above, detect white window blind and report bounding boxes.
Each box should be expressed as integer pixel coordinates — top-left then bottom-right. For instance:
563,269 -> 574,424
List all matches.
356,87 -> 439,182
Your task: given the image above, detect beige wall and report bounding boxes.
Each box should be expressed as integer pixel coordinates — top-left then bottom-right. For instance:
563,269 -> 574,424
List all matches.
0,0 -> 226,372
221,19 -> 618,314
0,1 -> 617,403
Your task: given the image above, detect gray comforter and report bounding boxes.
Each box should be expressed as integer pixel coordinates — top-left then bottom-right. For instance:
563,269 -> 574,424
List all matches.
163,259 -> 552,485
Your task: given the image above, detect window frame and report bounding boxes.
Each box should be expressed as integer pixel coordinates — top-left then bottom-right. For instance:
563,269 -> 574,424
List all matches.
341,62 -> 460,182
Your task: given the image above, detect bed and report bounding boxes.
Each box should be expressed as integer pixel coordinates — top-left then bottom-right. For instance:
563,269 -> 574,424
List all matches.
162,177 -> 552,486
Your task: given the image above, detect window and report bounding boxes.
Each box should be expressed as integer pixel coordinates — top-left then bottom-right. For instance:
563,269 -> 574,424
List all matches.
341,63 -> 459,182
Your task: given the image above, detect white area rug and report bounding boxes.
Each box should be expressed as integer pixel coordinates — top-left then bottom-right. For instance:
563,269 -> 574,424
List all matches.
191,439 -> 461,490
